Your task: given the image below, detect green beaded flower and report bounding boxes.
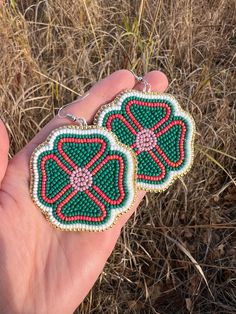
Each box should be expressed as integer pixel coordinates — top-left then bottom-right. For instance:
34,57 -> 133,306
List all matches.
96,90 -> 195,191
30,126 -> 136,231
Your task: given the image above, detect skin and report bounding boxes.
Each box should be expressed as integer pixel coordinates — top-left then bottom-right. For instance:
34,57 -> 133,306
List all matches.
0,70 -> 168,314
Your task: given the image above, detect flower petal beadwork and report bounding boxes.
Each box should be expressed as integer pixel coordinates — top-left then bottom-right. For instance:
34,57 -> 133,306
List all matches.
30,126 -> 136,231
95,90 -> 195,192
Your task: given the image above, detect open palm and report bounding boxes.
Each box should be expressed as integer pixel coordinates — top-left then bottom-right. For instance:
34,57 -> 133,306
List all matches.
0,70 -> 168,314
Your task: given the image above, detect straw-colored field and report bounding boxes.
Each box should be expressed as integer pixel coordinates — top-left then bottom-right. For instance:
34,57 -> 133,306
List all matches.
1,1 -> 236,313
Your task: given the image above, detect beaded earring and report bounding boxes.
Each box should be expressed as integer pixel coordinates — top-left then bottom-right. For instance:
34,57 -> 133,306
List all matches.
95,75 -> 195,192
30,102 -> 137,232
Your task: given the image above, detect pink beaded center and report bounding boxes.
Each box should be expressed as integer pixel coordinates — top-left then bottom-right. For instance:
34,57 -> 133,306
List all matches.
135,129 -> 157,152
70,167 -> 93,191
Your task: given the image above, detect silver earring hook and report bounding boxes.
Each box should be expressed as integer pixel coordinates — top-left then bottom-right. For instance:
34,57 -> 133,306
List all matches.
129,70 -> 152,93
57,93 -> 89,127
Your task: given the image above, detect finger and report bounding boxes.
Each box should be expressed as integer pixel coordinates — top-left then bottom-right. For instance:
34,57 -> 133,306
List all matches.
0,119 -> 9,185
12,70 -> 136,175
114,70 -> 169,227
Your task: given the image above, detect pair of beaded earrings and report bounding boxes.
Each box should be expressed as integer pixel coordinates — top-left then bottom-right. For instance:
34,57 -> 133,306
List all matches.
30,74 -> 195,232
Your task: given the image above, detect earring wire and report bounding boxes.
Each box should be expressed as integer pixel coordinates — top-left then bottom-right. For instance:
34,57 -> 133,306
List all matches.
57,93 -> 89,126
129,70 -> 151,92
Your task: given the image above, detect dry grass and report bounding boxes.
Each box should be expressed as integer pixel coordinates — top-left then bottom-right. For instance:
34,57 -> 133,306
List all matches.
1,0 -> 236,313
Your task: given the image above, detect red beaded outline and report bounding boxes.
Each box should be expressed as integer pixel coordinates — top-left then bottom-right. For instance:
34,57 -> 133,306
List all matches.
40,142 -> 126,222
94,90 -> 196,192
30,125 -> 138,232
106,100 -> 186,181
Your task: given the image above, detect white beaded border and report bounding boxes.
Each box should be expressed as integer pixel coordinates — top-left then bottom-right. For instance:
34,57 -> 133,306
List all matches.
30,126 -> 137,232
95,90 -> 196,192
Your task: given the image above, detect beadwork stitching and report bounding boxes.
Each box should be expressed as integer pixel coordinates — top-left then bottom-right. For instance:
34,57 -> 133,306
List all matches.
95,90 -> 195,192
30,126 -> 137,231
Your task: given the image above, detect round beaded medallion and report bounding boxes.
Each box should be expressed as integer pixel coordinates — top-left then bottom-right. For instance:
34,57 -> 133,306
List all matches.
95,90 -> 195,192
30,126 -> 136,231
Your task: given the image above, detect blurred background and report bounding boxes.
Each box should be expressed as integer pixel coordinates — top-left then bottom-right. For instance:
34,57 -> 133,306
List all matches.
1,0 -> 236,313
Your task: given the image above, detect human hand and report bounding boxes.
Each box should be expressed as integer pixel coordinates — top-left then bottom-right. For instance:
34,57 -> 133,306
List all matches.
0,70 -> 168,314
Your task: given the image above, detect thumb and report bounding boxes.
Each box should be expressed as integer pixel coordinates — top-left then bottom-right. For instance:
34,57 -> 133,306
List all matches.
0,119 -> 9,185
